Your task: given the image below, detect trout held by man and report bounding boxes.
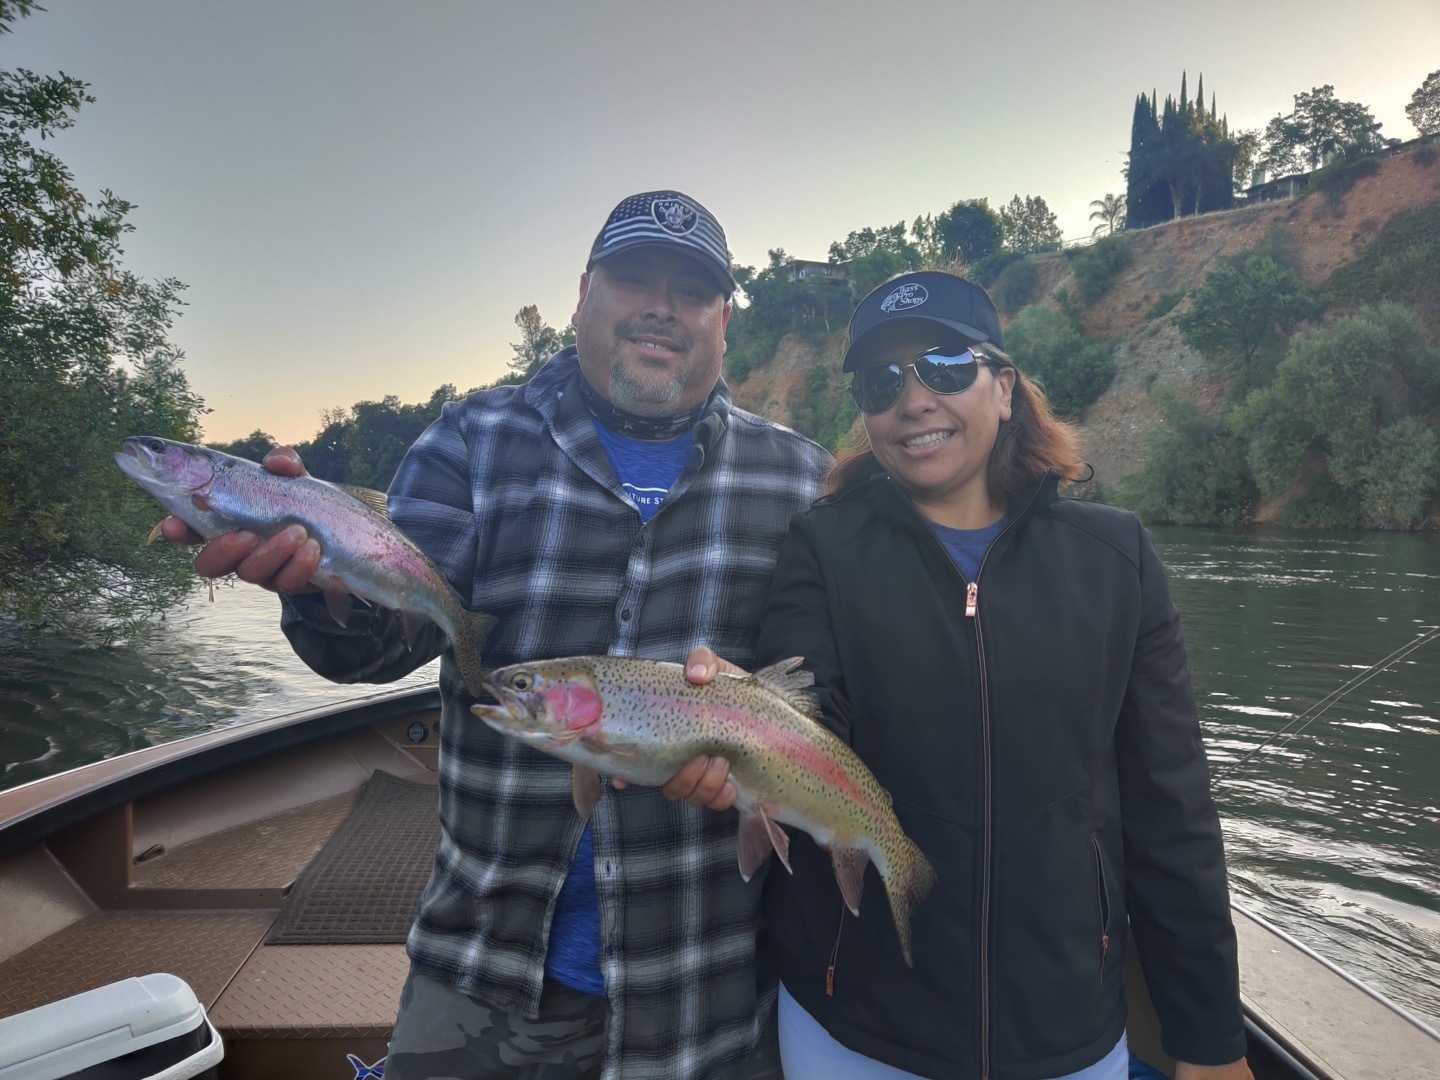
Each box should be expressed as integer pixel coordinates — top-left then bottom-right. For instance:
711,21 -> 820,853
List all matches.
115,436 -> 496,697
471,654 -> 937,965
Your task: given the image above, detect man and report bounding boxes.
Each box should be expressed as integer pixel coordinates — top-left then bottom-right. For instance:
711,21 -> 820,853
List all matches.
165,190 -> 831,1078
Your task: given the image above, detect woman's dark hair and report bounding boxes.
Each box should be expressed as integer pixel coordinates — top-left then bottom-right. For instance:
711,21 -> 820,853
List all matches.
826,344 -> 1084,498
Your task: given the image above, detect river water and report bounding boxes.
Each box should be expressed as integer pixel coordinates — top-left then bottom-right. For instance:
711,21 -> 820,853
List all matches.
1,529 -> 1437,1028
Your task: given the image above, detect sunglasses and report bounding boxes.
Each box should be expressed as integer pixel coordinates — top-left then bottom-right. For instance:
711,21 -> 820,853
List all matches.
848,347 -> 994,415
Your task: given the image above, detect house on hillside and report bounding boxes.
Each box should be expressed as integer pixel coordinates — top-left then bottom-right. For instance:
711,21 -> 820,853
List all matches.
1244,169 -> 1312,204
787,259 -> 848,285
1243,136 -> 1429,206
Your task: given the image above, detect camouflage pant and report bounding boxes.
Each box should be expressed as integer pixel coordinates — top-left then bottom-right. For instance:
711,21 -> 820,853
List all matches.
384,969 -> 783,1080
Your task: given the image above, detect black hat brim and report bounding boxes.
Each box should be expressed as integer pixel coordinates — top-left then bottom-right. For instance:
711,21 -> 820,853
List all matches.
842,315 -> 991,372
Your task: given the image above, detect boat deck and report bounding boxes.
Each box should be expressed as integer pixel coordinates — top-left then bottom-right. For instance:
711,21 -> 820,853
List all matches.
0,697 -> 440,1078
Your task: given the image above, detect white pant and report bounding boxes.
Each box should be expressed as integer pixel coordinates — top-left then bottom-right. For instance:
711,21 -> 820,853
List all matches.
777,982 -> 1130,1080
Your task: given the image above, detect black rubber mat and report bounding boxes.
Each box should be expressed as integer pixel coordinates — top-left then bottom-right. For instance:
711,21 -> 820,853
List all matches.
265,771 -> 439,945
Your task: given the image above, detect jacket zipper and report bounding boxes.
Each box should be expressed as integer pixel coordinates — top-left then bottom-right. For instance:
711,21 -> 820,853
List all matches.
883,474 -> 1049,1080
1091,836 -> 1112,978
950,481 -> 1045,1080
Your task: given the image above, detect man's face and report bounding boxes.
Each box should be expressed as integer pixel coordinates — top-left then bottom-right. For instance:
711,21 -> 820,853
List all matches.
572,248 -> 731,417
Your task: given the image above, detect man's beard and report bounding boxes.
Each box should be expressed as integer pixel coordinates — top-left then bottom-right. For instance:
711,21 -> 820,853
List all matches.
607,323 -> 691,416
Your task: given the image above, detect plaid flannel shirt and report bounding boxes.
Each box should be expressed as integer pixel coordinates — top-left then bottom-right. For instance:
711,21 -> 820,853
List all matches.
281,348 -> 830,1079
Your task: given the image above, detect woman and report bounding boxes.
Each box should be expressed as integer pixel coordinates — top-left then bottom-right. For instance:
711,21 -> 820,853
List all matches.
756,272 -> 1251,1080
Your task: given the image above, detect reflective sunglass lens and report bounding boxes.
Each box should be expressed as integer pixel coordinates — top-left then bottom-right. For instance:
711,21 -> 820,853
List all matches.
850,348 -> 984,413
853,367 -> 905,414
913,349 -> 981,394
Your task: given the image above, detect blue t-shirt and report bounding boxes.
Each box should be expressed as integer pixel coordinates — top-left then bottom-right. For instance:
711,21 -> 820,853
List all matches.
544,421 -> 693,995
928,514 -> 1006,581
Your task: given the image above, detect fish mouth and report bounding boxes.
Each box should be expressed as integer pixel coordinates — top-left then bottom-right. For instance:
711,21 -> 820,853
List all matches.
471,683 -> 535,733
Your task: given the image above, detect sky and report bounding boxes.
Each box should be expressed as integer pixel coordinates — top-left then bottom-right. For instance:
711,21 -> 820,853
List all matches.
7,1 -> 1440,445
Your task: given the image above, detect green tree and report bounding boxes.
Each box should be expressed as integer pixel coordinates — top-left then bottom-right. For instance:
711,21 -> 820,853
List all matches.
1088,194 -> 1125,238
1002,305 -> 1115,419
934,199 -> 1003,263
1176,252 -> 1319,392
1406,69 -> 1440,137
0,1 -> 209,638
509,304 -> 574,381
829,221 -> 922,298
1238,303 -> 1440,529
998,195 -> 1062,254
209,429 -> 278,462
1112,394 -> 1256,526
1232,128 -> 1262,192
1260,85 -> 1383,175
1067,233 -> 1132,305
1126,76 -> 1237,225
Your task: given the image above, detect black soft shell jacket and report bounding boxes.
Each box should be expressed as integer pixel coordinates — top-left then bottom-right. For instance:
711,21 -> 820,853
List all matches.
755,470 -> 1245,1080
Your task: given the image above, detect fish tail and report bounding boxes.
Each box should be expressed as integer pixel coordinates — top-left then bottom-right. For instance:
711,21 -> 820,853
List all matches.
883,834 -> 938,968
453,608 -> 499,698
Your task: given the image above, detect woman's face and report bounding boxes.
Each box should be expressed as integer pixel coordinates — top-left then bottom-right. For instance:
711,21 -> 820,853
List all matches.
860,342 -> 1016,524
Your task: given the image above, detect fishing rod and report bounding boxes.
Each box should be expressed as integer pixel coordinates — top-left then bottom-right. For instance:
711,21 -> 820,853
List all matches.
1212,625 -> 1440,788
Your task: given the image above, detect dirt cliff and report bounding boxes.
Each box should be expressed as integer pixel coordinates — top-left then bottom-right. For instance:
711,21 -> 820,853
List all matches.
729,146 -> 1440,491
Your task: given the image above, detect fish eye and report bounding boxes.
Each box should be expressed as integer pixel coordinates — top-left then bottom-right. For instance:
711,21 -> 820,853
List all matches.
144,438 -> 166,453
511,674 -> 532,691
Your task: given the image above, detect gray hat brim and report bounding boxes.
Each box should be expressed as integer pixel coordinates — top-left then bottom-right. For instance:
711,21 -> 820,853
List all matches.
589,237 -> 737,296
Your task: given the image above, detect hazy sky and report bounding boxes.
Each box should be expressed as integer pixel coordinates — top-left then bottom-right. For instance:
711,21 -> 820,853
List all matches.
9,1 -> 1439,443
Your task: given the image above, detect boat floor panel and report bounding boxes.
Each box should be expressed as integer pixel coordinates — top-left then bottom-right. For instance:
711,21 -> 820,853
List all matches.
0,909 -> 276,1019
131,791 -> 357,891
210,943 -> 409,1038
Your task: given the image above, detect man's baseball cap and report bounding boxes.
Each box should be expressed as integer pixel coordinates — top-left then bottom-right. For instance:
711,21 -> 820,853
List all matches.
588,190 -> 737,297
842,271 -> 1004,372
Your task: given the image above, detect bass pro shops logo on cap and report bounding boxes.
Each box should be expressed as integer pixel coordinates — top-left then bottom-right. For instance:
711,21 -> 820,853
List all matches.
880,283 -> 930,312
652,197 -> 699,236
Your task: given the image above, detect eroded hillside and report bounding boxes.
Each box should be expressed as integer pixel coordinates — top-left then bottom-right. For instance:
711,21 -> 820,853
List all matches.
730,146 -> 1440,493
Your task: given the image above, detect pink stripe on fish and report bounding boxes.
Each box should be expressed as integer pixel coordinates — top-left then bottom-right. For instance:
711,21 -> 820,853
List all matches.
655,696 -> 877,810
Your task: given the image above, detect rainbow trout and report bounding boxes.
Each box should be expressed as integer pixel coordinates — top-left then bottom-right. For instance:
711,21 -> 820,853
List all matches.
471,654 -> 937,965
115,436 -> 495,696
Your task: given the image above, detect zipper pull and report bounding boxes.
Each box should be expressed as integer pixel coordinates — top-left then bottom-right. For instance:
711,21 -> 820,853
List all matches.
1100,932 -> 1110,976
825,965 -> 835,996
965,581 -> 978,618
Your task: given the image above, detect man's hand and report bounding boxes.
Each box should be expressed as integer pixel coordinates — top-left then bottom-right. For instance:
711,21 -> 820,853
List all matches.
1176,1059 -> 1254,1080
159,446 -> 321,594
613,646 -> 746,810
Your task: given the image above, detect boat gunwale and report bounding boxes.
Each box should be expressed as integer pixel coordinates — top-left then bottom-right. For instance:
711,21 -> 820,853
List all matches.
1234,903 -> 1440,1043
0,685 -> 440,861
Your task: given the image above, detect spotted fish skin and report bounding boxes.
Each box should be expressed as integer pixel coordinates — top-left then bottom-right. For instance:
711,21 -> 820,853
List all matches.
470,654 -> 937,965
115,435 -> 496,696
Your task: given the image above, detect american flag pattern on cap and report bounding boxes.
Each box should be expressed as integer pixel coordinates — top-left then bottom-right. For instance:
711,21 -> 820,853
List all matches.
588,190 -> 736,294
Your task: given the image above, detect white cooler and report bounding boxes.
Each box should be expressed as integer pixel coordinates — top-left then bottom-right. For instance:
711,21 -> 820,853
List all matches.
0,973 -> 223,1080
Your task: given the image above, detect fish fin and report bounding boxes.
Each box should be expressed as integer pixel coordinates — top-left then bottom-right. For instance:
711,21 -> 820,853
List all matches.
145,520 -> 166,544
323,583 -> 352,627
752,658 -> 822,722
752,657 -> 812,689
830,846 -> 868,917
758,805 -> 791,873
572,767 -> 602,819
399,611 -> 425,650
579,734 -> 639,757
337,484 -> 391,517
737,812 -> 776,881
884,838 -> 938,968
190,493 -> 212,513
